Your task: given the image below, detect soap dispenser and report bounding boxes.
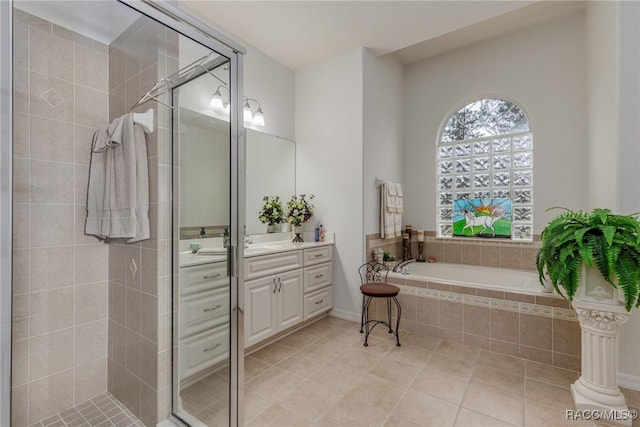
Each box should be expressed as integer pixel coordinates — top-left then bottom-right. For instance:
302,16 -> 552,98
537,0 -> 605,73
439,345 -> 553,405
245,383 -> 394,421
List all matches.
200,227 -> 206,238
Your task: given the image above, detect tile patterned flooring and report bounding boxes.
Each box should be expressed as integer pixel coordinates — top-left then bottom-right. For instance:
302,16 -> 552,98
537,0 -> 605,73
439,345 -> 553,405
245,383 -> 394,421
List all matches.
29,393 -> 144,427
234,316 -> 639,427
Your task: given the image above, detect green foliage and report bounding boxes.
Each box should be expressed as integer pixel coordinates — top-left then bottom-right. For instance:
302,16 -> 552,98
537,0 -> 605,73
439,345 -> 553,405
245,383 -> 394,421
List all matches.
383,251 -> 396,262
536,208 -> 640,311
258,196 -> 284,226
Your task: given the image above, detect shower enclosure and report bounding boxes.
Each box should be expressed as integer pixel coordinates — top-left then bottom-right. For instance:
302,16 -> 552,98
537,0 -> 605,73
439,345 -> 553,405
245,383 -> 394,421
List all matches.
1,1 -> 245,425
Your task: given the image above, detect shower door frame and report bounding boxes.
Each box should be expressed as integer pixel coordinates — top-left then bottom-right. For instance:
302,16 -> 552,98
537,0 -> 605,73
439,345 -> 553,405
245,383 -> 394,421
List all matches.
0,1 -> 248,425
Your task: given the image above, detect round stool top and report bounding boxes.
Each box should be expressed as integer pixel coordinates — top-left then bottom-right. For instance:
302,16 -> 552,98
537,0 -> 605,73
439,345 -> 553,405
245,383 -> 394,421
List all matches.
360,282 -> 400,297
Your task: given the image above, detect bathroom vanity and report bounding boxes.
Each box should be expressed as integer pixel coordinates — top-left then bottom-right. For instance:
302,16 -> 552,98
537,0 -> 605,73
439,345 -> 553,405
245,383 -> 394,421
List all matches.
244,241 -> 333,347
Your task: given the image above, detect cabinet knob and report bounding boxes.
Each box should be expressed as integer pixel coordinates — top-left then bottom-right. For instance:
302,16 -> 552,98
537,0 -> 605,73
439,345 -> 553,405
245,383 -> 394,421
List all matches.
314,253 -> 323,258
314,274 -> 323,279
315,299 -> 324,305
204,342 -> 221,352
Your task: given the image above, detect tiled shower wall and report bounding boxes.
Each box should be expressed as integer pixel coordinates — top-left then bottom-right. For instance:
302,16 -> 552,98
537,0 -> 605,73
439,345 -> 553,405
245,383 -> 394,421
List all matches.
107,15 -> 176,425
11,9 -> 111,426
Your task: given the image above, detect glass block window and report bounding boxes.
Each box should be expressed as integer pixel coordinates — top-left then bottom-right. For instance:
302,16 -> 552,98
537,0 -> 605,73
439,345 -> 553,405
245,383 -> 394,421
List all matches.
437,98 -> 533,241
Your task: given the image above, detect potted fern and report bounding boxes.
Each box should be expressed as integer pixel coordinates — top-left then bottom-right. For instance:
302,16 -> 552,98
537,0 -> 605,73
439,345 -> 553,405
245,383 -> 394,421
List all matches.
536,208 -> 640,311
537,208 -> 640,418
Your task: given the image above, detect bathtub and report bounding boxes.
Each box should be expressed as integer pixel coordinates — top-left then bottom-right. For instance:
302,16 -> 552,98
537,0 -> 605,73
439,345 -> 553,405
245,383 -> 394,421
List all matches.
390,261 -> 547,295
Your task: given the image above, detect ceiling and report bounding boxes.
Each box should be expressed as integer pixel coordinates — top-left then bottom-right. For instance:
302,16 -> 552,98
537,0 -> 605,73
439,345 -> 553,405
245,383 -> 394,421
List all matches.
181,1 -> 582,71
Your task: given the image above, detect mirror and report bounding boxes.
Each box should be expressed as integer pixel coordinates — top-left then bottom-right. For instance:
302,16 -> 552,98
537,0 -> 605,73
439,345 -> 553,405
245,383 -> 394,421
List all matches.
179,125 -> 295,238
245,130 -> 295,235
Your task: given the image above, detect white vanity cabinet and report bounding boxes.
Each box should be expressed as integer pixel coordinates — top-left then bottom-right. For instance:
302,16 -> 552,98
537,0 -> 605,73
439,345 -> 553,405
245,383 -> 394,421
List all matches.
179,261 -> 229,384
244,244 -> 334,348
244,251 -> 304,347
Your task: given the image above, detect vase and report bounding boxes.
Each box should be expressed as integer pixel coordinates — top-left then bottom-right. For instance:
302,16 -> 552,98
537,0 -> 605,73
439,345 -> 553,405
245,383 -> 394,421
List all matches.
267,224 -> 280,233
292,225 -> 303,243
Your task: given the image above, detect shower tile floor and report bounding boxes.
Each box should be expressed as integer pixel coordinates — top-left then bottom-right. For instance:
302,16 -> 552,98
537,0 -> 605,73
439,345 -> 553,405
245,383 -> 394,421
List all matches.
181,316 -> 640,427
29,393 -> 144,427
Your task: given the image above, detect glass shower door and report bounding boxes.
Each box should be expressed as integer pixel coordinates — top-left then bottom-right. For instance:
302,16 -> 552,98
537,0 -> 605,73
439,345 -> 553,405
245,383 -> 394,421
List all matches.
172,58 -> 235,426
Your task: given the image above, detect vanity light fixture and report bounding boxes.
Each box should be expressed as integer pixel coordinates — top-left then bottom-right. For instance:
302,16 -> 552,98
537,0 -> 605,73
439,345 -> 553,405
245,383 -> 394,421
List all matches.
243,98 -> 265,127
209,87 -> 265,127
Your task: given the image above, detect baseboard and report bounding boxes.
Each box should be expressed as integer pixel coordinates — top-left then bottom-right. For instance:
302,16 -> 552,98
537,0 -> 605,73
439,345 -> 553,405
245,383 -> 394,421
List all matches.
329,308 -> 359,323
619,373 -> 640,392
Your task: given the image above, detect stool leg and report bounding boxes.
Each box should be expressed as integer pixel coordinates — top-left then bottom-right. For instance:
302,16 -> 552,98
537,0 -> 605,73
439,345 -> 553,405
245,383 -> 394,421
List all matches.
393,296 -> 401,346
386,297 -> 393,333
363,296 -> 373,346
360,294 -> 366,333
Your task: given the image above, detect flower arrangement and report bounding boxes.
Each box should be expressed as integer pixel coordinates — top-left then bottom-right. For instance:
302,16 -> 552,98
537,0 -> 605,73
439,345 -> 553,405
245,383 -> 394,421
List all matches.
286,194 -> 315,227
258,196 -> 284,226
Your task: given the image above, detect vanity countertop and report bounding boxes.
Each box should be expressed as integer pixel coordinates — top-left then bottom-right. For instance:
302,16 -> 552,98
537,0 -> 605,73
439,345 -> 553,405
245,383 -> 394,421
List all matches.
179,238 -> 334,268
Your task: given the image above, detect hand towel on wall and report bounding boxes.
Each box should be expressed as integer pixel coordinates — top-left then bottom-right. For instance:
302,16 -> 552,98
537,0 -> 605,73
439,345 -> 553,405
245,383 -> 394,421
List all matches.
85,113 -> 149,242
395,182 -> 404,213
380,181 -> 402,239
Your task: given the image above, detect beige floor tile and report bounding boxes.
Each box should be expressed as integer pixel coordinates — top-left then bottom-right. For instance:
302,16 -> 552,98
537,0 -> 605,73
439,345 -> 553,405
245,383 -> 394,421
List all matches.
411,367 -> 468,404
251,341 -> 298,365
317,394 -> 389,427
243,391 -> 274,424
332,346 -> 383,373
342,373 -> 407,414
369,358 -> 422,388
477,349 -> 525,377
525,360 -> 578,388
400,332 -> 441,351
524,399 -> 595,427
622,388 -> 640,409
302,320 -> 340,338
382,345 -> 432,368
383,415 -> 422,427
423,353 -> 475,380
245,367 -> 305,401
455,407 -> 518,427
309,361 -> 367,395
244,356 -> 273,382
246,403 -> 313,427
276,351 -> 328,378
435,340 -> 481,362
524,378 -> 574,408
471,365 -> 524,396
275,378 -> 343,421
302,339 -> 348,361
462,381 -> 524,427
279,331 -> 319,349
391,389 -> 458,427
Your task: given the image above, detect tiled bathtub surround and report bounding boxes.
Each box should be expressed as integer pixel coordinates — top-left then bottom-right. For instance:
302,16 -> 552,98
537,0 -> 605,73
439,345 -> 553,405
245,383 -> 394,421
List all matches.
11,9 -> 110,426
366,232 -> 541,271
375,275 -> 582,371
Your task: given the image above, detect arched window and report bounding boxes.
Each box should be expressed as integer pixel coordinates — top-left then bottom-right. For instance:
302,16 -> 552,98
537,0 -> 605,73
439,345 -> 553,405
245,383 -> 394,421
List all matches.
437,98 -> 533,240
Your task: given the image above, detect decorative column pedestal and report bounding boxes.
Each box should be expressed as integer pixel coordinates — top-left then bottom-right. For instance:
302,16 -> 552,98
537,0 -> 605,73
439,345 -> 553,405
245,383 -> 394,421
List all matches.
571,298 -> 631,426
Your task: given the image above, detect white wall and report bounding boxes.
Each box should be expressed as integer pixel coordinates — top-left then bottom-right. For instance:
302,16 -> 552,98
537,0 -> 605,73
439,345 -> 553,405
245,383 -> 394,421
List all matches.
363,50 -> 404,235
296,48 -> 365,319
402,11 -> 588,234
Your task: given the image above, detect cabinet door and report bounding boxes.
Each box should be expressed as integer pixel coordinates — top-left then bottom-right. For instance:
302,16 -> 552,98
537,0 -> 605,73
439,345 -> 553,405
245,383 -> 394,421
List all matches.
277,269 -> 303,330
245,276 -> 278,347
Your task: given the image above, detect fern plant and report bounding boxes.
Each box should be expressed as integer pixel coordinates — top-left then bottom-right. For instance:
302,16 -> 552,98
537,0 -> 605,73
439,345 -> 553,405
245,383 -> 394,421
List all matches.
536,208 -> 640,311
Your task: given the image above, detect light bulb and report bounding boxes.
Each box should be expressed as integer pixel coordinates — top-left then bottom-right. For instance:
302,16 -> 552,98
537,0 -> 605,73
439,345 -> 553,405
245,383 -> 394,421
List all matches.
243,102 -> 253,122
209,89 -> 224,109
252,107 -> 265,126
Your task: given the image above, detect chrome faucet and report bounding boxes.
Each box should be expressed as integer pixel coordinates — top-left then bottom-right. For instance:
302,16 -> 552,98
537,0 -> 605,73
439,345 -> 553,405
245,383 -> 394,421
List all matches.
392,259 -> 416,273
243,235 -> 253,248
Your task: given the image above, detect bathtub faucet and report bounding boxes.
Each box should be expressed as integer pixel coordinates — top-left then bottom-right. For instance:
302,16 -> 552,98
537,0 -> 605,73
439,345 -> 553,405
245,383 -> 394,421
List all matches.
392,259 -> 416,274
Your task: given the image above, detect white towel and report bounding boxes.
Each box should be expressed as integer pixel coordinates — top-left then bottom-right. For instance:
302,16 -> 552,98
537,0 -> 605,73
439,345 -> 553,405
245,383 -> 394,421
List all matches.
85,114 -> 149,242
395,182 -> 404,213
380,182 -> 400,239
386,182 -> 397,213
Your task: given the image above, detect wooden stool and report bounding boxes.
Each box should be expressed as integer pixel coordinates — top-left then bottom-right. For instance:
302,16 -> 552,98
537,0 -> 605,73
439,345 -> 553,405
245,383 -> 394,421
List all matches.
358,261 -> 401,347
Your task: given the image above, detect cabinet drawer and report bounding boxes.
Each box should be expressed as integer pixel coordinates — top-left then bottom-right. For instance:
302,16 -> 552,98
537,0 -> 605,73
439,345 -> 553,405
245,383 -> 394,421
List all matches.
303,246 -> 333,266
303,286 -> 333,320
180,325 -> 229,379
180,288 -> 230,338
180,262 -> 227,296
304,262 -> 333,293
244,250 -> 303,280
